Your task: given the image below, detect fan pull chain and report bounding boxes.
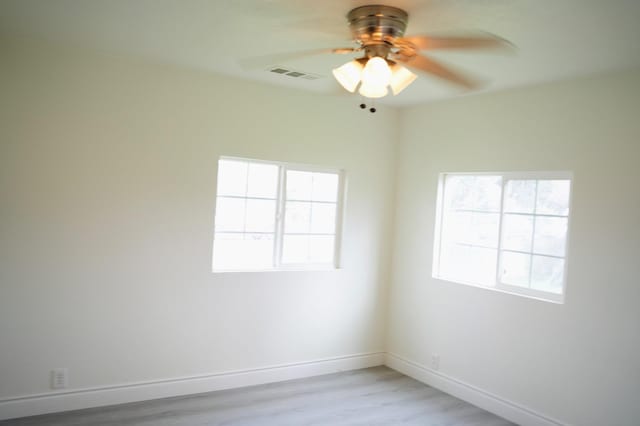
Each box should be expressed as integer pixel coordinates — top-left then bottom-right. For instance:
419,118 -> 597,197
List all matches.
358,97 -> 376,113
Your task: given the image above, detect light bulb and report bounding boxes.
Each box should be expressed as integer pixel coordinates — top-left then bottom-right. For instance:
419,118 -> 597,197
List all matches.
332,60 -> 364,93
359,82 -> 388,98
360,56 -> 392,88
389,64 -> 417,95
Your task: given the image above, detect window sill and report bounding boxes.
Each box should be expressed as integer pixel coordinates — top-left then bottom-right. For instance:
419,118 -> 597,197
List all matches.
213,266 -> 340,274
432,275 -> 565,304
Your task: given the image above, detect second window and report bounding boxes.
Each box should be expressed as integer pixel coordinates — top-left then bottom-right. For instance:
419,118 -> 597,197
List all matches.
213,157 -> 343,271
433,172 -> 572,302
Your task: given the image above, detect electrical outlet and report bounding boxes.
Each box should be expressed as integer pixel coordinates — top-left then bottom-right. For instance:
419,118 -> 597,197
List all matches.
51,368 -> 68,389
431,354 -> 440,371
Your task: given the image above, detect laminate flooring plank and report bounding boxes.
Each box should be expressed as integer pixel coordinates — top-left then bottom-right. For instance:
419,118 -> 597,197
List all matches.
2,366 -> 515,426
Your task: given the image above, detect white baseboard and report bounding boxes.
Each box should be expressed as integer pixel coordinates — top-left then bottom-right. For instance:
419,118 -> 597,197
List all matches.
384,353 -> 567,426
0,352 -> 384,421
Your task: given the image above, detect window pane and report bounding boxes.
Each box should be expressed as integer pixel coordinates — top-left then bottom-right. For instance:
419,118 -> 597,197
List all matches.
310,202 -> 337,234
473,176 -> 502,212
284,201 -> 311,233
213,233 -> 273,270
245,199 -> 276,233
216,160 -> 247,197
500,251 -> 530,288
442,211 -> 498,248
311,172 -> 339,202
531,255 -> 565,294
471,212 -> 500,247
504,180 -> 536,214
247,163 -> 278,199
214,197 -> 245,232
282,235 -> 309,264
242,233 -> 275,269
213,232 -> 243,270
468,246 -> 498,286
533,216 -> 567,256
309,235 -> 334,263
444,175 -> 474,209
439,244 -> 497,286
442,211 -> 472,244
286,170 -> 313,200
444,175 -> 501,211
536,180 -> 570,216
440,244 -> 467,283
502,214 -> 534,252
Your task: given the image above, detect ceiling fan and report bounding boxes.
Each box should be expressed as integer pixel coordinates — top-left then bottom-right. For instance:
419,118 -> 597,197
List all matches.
288,4 -> 513,111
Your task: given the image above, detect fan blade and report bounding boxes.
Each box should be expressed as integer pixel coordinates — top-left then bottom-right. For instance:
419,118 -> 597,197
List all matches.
332,47 -> 359,54
396,54 -> 480,89
401,33 -> 514,51
239,48 -> 358,70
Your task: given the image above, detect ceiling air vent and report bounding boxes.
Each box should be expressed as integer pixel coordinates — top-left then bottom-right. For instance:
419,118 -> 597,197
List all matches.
268,66 -> 322,80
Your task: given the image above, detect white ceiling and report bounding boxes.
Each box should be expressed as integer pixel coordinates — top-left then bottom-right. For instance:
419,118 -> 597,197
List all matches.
2,0 -> 640,107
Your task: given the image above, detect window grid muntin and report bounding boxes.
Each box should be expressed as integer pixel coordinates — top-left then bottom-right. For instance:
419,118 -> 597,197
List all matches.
438,174 -> 502,276
434,172 -> 571,303
497,178 -> 569,294
214,161 -> 278,239
213,157 -> 342,271
280,169 -> 339,266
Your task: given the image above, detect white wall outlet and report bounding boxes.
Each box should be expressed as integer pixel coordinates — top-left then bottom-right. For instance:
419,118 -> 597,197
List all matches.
431,354 -> 440,371
51,368 -> 68,389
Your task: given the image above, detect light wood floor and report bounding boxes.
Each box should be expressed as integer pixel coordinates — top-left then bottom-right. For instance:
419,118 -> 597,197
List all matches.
2,366 -> 515,425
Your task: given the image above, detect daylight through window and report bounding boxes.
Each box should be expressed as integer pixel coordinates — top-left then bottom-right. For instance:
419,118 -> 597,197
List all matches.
213,158 -> 343,271
433,172 -> 572,303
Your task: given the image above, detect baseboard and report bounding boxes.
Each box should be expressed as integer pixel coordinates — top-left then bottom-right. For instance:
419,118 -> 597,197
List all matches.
0,352 -> 384,421
384,353 -> 567,426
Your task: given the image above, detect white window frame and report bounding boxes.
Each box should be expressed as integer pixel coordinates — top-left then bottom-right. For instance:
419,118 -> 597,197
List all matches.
212,156 -> 345,272
432,171 -> 572,303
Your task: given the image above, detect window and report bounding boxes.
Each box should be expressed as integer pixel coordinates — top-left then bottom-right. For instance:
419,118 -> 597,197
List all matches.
212,157 -> 343,271
433,172 -> 572,303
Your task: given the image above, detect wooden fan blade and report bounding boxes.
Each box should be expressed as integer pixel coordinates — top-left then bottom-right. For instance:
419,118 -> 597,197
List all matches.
401,33 -> 514,51
239,48 -> 358,70
332,47 -> 359,54
397,54 -> 480,89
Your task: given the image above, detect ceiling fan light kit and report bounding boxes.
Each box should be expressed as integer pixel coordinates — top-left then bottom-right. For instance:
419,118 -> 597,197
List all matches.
332,58 -> 366,93
329,4 -> 512,110
389,63 -> 418,95
333,5 -> 416,101
333,57 -> 416,98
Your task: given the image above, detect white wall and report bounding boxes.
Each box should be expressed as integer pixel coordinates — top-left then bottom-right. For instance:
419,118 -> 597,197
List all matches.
388,70 -> 640,426
0,37 -> 397,403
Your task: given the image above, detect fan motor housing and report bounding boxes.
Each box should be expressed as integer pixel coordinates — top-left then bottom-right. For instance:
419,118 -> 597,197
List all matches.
347,5 -> 409,46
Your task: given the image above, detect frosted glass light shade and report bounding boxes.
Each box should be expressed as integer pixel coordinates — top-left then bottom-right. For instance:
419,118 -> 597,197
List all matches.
358,82 -> 388,98
357,57 -> 392,98
389,64 -> 417,95
335,57 -> 417,99
360,57 -> 392,88
332,60 -> 364,93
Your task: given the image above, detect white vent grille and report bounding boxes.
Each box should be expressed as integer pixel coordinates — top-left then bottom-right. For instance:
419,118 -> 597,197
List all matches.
267,66 -> 322,80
